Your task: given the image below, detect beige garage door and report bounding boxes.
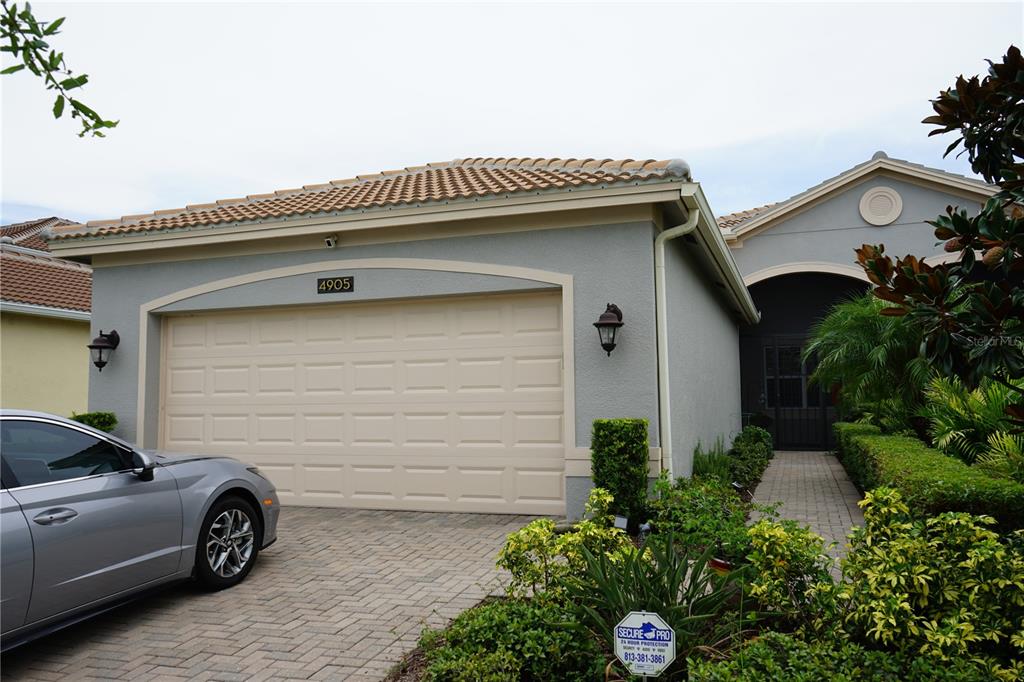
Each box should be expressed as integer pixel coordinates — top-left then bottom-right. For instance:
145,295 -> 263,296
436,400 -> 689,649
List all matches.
160,291 -> 565,514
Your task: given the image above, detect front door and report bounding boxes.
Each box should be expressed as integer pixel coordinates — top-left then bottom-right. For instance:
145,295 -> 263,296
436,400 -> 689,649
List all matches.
761,336 -> 835,450
0,418 -> 183,625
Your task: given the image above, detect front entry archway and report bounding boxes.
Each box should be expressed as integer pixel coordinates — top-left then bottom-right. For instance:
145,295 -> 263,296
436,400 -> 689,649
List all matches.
740,271 -> 869,449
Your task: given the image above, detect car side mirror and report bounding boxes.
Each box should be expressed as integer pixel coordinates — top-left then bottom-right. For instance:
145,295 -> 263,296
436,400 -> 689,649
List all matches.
132,451 -> 156,482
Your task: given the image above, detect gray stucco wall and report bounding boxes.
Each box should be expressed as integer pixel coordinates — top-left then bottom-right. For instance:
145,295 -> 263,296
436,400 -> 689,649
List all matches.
731,176 -> 984,277
89,221 -> 674,513
665,239 -> 742,477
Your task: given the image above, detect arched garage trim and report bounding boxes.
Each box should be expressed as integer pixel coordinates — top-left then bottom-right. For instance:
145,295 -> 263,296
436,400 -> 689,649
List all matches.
135,258 -> 575,451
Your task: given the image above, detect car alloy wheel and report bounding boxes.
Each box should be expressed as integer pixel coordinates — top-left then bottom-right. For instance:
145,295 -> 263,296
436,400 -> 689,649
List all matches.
205,508 -> 255,578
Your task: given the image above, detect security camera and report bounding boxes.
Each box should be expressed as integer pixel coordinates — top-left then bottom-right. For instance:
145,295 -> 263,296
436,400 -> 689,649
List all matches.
324,235 -> 338,249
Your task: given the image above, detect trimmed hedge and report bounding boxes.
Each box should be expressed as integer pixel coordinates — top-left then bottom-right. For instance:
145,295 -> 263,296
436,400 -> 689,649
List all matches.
70,411 -> 118,433
591,418 -> 648,521
730,425 -> 774,489
833,422 -> 1024,530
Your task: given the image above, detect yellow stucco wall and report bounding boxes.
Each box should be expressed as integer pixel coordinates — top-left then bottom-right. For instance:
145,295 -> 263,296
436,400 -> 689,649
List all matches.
0,311 -> 90,416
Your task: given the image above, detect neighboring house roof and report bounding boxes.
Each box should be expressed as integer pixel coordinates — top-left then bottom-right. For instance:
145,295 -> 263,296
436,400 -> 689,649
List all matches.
1,217 -> 91,318
717,151 -> 995,241
48,157 -> 692,241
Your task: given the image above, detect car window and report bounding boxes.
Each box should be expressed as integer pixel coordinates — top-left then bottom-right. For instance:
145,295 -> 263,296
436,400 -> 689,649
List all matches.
0,420 -> 132,487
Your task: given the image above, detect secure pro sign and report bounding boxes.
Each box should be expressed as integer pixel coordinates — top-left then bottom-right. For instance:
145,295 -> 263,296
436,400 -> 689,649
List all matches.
613,611 -> 676,676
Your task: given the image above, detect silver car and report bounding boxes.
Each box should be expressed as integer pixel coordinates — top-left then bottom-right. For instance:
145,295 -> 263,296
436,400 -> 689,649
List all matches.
0,410 -> 279,651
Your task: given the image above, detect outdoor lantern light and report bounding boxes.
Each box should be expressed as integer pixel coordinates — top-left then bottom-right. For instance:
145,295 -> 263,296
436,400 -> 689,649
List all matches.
87,330 -> 120,372
593,303 -> 623,356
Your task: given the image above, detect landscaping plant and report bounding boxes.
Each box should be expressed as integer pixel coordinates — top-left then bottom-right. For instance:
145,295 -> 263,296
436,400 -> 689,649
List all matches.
804,292 -> 930,432
565,531 -> 757,680
836,488 -> 1024,677
70,411 -> 117,433
692,438 -> 732,484
649,474 -> 758,564
924,375 -> 1024,465
418,598 -> 604,682
590,418 -> 649,523
745,518 -> 835,625
729,425 -> 773,489
496,487 -> 632,600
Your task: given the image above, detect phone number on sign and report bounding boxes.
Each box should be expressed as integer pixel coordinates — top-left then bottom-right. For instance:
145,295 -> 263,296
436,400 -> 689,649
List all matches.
622,651 -> 667,664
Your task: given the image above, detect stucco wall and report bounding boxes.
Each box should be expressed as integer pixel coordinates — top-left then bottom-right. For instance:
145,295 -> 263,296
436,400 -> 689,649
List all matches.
89,221 -> 664,457
0,312 -> 90,416
731,176 -> 984,278
665,240 -> 742,477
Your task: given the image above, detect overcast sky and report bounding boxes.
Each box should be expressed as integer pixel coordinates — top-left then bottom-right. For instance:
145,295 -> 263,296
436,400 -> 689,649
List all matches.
2,1 -> 1020,225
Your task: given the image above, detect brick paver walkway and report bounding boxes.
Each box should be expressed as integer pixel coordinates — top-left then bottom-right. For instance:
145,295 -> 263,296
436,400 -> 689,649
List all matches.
751,451 -> 864,563
1,508 -> 532,681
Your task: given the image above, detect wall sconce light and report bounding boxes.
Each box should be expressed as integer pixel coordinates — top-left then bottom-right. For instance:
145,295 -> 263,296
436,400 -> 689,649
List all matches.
87,330 -> 120,372
593,303 -> 623,356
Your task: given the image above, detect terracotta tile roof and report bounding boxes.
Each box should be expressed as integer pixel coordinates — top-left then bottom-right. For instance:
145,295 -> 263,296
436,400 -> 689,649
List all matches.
1,218 -> 91,313
1,216 -> 74,251
48,157 -> 693,241
717,204 -> 778,230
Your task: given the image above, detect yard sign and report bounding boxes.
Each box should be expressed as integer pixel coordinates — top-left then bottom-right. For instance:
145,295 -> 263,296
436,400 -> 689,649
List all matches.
613,611 -> 676,677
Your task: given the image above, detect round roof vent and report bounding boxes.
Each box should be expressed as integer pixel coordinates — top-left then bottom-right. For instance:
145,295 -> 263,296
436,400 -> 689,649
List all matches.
859,186 -> 902,226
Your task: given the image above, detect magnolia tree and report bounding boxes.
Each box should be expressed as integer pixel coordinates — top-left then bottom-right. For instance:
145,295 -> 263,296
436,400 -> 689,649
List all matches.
856,45 -> 1024,424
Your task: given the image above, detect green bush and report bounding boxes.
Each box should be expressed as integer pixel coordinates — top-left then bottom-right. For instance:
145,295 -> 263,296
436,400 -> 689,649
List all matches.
649,475 -> 756,564
565,531 -> 756,679
70,411 -> 117,433
838,488 -> 1024,669
496,488 -> 632,600
730,425 -> 774,489
688,631 -> 1002,682
693,438 -> 732,484
419,598 -> 604,682
833,422 -> 1024,530
746,519 -> 835,622
924,375 -> 1024,464
590,418 -> 648,521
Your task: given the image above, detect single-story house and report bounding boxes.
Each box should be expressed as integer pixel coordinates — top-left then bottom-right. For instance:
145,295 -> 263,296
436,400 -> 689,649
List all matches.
0,217 -> 92,416
46,158 -> 758,519
718,152 -> 995,449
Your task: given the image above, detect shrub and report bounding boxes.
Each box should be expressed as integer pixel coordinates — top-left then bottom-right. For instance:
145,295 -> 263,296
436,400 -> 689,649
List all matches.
838,488 -> 1024,668
70,411 -> 117,433
693,438 -> 732,484
649,475 -> 758,564
746,519 -> 835,622
496,488 -> 632,599
419,598 -> 604,682
565,531 -> 757,679
924,375 -> 1024,464
688,631 -> 1003,681
730,425 -> 774,489
590,418 -> 649,521
833,422 -> 1024,530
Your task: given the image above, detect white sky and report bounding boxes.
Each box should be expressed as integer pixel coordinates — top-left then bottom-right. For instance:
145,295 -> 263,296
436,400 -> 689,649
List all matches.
2,1 -> 1021,224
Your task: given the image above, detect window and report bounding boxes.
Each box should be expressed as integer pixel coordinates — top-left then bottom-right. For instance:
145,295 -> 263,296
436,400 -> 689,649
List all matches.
0,420 -> 132,487
764,345 -> 826,409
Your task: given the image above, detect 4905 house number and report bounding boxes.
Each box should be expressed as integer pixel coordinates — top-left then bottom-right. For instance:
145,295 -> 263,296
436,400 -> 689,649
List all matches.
316,276 -> 354,294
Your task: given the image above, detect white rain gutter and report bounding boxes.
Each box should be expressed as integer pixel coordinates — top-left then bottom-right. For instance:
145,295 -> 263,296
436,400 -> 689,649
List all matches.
653,208 -> 700,480
655,184 -> 761,480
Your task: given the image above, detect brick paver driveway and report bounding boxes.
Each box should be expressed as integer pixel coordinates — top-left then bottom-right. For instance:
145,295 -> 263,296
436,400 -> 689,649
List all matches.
1,508 -> 533,681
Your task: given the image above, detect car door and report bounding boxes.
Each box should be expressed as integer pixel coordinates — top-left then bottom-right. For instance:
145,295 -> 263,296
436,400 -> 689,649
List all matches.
0,417 -> 183,625
0,480 -> 33,634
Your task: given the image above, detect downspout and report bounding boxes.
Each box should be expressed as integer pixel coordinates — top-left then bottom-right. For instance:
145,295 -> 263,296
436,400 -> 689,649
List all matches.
654,207 -> 700,480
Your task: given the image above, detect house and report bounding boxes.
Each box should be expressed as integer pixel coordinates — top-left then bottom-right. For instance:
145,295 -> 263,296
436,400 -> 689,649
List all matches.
718,152 -> 995,449
46,158 -> 758,519
0,217 -> 92,416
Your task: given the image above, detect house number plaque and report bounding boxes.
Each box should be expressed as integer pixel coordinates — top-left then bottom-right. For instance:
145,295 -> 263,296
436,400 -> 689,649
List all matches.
316,276 -> 355,294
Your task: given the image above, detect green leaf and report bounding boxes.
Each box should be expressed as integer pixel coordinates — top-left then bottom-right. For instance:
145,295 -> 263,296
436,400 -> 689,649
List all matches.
59,73 -> 87,90
43,16 -> 64,35
52,93 -> 63,118
0,63 -> 25,74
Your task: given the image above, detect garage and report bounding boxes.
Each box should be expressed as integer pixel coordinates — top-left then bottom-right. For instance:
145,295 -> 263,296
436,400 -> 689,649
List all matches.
159,290 -> 566,514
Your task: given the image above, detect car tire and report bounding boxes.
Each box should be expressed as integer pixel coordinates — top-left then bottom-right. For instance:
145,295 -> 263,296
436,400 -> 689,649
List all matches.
195,495 -> 261,590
